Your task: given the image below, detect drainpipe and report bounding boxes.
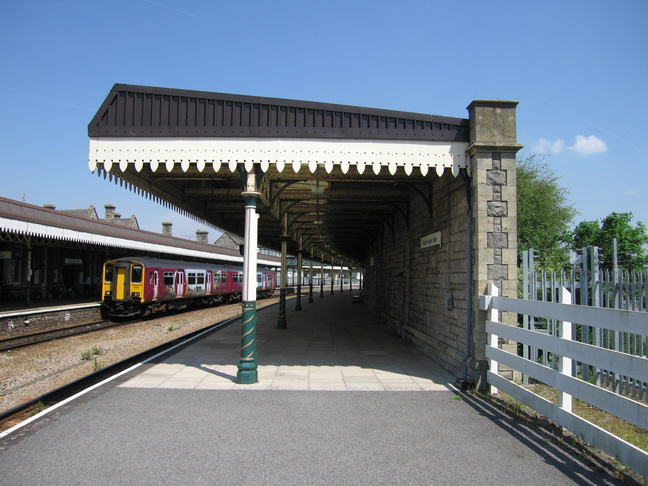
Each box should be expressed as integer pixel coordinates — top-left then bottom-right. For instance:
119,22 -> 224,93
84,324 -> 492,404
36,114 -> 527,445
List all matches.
461,170 -> 473,382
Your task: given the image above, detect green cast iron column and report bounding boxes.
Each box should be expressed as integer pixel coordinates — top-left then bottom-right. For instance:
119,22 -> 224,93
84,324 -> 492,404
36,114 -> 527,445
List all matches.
277,237 -> 288,329
319,262 -> 325,298
308,260 -> 314,303
295,246 -> 303,311
237,176 -> 260,384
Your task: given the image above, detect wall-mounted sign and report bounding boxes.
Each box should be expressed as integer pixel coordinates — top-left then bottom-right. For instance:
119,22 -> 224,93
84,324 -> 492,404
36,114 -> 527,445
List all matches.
0,251 -> 11,260
65,258 -> 83,265
421,231 -> 442,250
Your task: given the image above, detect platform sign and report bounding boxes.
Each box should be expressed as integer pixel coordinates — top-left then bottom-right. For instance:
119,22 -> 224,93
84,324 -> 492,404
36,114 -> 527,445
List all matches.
421,231 -> 441,250
0,251 -> 11,260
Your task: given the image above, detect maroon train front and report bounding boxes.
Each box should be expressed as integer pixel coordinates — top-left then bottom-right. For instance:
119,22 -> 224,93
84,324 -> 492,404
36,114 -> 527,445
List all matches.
101,256 -> 276,318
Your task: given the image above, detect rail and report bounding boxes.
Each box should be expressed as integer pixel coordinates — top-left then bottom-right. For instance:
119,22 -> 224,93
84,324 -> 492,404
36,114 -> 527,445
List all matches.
480,283 -> 648,478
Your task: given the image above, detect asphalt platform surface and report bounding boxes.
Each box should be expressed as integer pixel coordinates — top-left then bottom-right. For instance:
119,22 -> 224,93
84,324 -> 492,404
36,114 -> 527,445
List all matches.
0,291 -> 624,485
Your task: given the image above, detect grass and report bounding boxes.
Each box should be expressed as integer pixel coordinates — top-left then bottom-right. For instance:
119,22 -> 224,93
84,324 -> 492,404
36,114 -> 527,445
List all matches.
27,401 -> 46,416
80,345 -> 103,361
503,383 -> 648,452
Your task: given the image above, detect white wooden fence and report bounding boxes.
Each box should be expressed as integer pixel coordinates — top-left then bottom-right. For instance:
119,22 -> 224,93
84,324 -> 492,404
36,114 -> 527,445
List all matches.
480,283 -> 648,478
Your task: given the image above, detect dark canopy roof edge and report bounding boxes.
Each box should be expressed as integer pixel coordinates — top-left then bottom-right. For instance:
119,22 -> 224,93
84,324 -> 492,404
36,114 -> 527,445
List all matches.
89,83 -> 469,142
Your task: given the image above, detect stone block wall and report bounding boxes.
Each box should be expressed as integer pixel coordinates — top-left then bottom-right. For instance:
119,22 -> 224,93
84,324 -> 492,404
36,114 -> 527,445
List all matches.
364,100 -> 521,379
365,173 -> 471,377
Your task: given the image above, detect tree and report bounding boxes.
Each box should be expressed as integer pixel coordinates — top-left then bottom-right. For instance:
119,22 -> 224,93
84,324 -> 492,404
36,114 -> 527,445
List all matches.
572,212 -> 648,271
516,155 -> 578,269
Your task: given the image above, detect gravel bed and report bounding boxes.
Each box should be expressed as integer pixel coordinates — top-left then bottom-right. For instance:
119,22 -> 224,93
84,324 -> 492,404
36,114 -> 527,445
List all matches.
0,298 -> 280,415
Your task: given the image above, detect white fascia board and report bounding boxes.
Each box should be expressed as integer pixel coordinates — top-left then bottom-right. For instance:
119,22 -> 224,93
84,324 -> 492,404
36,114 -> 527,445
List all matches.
0,216 -> 278,266
89,137 -> 469,177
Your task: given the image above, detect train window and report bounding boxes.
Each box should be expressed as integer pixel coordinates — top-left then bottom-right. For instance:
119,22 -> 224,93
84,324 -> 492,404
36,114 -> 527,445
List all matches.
188,272 -> 196,285
233,272 -> 243,283
163,272 -> 174,285
257,274 -> 263,284
197,273 -> 205,285
131,265 -> 143,283
105,264 -> 114,282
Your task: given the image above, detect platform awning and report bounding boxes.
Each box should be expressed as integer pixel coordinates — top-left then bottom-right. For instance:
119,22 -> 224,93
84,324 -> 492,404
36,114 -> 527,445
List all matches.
88,84 -> 472,266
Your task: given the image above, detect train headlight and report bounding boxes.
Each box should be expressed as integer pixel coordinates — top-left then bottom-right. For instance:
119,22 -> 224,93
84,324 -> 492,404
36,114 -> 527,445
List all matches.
131,292 -> 141,298
104,291 -> 112,297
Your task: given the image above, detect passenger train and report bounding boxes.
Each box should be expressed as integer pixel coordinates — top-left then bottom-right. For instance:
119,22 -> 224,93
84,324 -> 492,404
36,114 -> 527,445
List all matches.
101,256 -> 277,318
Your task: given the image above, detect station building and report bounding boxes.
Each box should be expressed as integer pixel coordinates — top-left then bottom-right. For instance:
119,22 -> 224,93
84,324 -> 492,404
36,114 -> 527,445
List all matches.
0,196 -> 280,305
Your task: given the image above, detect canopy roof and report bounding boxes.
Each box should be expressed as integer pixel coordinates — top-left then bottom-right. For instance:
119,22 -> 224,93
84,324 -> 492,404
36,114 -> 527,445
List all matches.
88,84 -> 471,266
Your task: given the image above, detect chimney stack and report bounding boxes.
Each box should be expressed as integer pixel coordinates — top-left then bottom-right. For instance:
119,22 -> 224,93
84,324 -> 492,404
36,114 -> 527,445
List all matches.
162,222 -> 173,236
104,204 -> 116,222
43,204 -> 56,210
114,213 -> 121,219
196,230 -> 209,243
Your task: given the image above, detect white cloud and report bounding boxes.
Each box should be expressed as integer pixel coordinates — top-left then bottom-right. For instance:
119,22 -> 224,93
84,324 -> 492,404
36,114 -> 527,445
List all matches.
533,138 -> 565,154
568,135 -> 607,155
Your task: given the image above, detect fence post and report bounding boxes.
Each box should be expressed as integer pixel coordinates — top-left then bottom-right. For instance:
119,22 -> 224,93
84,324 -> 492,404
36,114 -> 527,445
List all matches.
558,286 -> 573,415
522,250 -> 530,384
485,283 -> 500,394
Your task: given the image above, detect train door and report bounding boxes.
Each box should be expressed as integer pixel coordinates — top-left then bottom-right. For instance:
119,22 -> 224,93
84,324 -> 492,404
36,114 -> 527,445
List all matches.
175,270 -> 185,297
150,270 -> 159,300
115,266 -> 127,300
205,271 -> 213,294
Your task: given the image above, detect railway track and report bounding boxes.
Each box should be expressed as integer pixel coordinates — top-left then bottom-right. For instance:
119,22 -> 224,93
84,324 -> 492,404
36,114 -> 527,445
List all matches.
0,311 -> 244,436
0,319 -> 137,352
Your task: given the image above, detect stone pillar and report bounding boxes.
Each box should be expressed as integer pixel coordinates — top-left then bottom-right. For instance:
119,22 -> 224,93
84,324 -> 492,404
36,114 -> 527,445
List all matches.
467,100 -> 522,364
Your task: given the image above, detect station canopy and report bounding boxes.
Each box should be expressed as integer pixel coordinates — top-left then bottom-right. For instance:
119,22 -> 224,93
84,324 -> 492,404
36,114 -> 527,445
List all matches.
88,84 -> 470,267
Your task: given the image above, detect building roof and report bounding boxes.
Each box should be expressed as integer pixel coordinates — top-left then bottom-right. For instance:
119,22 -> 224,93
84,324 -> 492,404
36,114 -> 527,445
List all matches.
0,196 -> 280,267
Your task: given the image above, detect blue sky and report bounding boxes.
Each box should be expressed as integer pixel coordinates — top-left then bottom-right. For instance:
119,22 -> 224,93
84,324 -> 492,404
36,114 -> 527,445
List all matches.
1,0 -> 646,241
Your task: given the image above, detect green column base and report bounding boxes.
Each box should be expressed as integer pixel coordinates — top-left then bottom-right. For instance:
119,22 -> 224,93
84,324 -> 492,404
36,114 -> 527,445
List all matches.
277,288 -> 287,329
237,359 -> 258,384
237,300 -> 258,384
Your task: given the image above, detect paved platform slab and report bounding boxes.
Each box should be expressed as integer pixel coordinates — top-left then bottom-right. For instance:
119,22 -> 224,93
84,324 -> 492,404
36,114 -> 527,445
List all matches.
0,293 -> 623,485
118,291 -> 453,391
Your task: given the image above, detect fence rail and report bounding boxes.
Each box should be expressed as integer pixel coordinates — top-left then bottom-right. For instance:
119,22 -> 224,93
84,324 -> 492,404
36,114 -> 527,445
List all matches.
481,283 -> 648,478
522,248 -> 647,391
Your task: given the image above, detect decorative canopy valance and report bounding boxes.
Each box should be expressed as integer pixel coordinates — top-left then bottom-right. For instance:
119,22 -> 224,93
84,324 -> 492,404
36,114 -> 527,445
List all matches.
89,137 -> 469,177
